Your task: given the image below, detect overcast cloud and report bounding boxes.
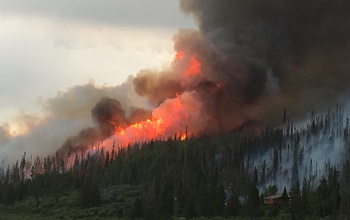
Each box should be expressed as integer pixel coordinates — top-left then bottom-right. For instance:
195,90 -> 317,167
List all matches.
0,0 -> 193,28
0,0 -> 194,131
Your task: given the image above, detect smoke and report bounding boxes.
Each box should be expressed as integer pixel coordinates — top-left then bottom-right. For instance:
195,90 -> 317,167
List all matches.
0,124 -> 11,145
41,77 -> 149,119
133,69 -> 183,105
0,117 -> 91,164
128,108 -> 152,125
0,78 -> 150,163
2,0 -> 350,164
57,95 -> 152,157
91,97 -> 128,137
178,0 -> 350,123
58,127 -> 100,157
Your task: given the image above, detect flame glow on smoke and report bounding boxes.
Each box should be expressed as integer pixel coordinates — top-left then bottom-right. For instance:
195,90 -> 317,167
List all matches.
48,0 -> 350,163
97,50 -> 210,150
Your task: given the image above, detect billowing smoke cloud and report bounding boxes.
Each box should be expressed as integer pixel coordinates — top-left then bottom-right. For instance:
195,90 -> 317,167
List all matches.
177,0 -> 350,123
41,77 -> 149,119
0,78 -> 150,163
58,127 -> 100,158
58,97 -> 153,155
57,95 -> 152,157
91,97 -> 128,137
133,69 -> 183,105
2,0 -> 350,164
128,108 -> 152,125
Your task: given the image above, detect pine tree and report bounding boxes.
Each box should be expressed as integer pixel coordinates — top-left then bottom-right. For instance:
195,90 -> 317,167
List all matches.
198,182 -> 209,216
281,186 -> 289,206
253,166 -> 258,185
246,183 -> 260,217
317,177 -> 330,217
290,180 -> 303,220
4,183 -> 16,205
16,181 -> 27,201
301,178 -> 310,216
260,160 -> 266,185
79,175 -> 101,208
184,193 -> 196,219
224,192 -> 241,217
104,150 -> 110,169
158,184 -> 174,219
131,197 -> 143,219
213,183 -> 225,216
79,176 -> 91,208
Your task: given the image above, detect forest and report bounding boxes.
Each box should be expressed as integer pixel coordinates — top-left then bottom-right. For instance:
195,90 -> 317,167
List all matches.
0,106 -> 349,220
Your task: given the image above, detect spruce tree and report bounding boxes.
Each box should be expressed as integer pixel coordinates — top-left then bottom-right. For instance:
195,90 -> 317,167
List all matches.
224,192 -> 241,217
301,178 -> 310,215
290,180 -> 303,220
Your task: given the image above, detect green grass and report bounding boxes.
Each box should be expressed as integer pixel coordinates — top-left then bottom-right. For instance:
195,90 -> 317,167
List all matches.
0,184 -> 142,220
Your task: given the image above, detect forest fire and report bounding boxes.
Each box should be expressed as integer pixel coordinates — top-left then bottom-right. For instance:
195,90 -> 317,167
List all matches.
88,50 -> 209,150
174,51 -> 184,62
184,55 -> 201,77
53,0 -> 350,161
107,89 -> 204,147
174,50 -> 202,78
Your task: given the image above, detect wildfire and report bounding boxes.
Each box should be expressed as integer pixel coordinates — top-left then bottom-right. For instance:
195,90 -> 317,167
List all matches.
180,133 -> 187,141
174,51 -> 184,62
103,90 -> 206,149
84,51 -> 208,151
184,55 -> 201,77
174,50 -> 202,78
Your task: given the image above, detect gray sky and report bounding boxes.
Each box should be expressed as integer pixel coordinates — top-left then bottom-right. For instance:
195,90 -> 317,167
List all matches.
0,0 -> 194,133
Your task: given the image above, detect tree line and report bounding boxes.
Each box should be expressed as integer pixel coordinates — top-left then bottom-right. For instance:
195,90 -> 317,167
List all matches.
0,107 -> 349,219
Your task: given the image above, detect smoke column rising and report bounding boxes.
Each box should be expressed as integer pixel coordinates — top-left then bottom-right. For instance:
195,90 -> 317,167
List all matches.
178,0 -> 350,121
1,0 -> 350,163
49,0 -> 350,156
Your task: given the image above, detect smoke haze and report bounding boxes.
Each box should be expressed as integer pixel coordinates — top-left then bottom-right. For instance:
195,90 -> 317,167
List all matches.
0,79 -> 150,163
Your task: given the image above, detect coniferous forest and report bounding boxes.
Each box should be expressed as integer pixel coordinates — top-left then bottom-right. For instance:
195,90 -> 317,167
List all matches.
0,107 -> 350,220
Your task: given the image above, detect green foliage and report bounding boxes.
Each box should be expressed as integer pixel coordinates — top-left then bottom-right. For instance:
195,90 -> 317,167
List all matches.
263,184 -> 278,197
281,187 -> 289,202
0,114 -> 347,219
128,197 -> 143,219
289,180 -> 303,220
79,175 -> 101,208
245,183 -> 261,217
301,178 -> 310,215
5,183 -> 16,205
224,192 -> 241,217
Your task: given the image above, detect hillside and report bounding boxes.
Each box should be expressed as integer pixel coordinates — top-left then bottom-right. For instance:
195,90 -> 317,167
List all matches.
0,106 -> 349,219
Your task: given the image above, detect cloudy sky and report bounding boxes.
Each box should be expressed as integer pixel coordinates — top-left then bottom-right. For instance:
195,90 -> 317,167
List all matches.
0,0 -> 195,133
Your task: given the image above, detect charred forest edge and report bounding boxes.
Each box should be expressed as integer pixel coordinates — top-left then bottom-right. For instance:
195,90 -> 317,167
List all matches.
0,105 -> 348,219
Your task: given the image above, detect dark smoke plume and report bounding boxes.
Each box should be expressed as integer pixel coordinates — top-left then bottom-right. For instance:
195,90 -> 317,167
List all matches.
128,107 -> 152,125
59,127 -> 100,157
133,69 -> 184,104
178,0 -> 350,123
55,0 -> 350,157
57,96 -> 153,156
91,97 -> 128,137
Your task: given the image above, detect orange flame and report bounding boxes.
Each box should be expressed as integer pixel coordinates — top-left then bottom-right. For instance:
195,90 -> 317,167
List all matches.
184,55 -> 201,77
104,91 -> 206,149
180,133 -> 187,141
82,52 -> 208,153
174,51 -> 184,62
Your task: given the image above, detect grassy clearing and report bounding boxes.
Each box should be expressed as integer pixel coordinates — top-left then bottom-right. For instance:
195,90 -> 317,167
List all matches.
0,184 -> 144,220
